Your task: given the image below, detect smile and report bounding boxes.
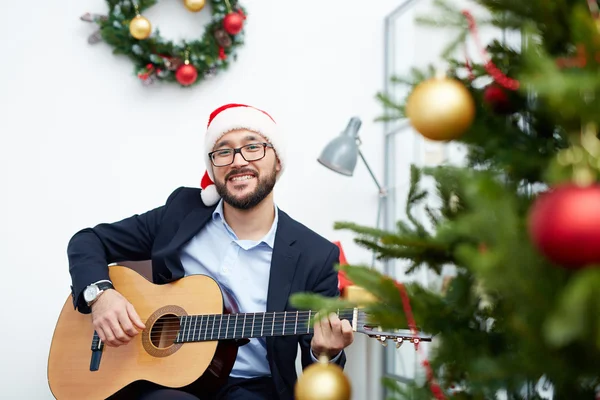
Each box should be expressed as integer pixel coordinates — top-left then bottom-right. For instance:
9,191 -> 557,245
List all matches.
229,174 -> 255,182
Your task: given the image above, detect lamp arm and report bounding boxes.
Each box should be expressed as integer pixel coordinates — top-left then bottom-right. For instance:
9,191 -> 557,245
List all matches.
358,149 -> 386,195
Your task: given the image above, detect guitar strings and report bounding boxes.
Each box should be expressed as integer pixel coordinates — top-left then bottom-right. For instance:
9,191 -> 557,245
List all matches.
144,318 -> 366,336
140,317 -> 409,343
94,318 -> 414,343
93,313 -> 369,341
143,320 -> 370,341
136,310 -> 358,322
135,310 -> 359,325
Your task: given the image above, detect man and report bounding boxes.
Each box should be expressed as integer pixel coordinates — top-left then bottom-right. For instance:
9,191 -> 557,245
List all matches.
67,103 -> 354,400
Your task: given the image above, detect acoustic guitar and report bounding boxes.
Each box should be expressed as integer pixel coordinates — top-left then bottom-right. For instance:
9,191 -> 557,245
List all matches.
47,265 -> 431,400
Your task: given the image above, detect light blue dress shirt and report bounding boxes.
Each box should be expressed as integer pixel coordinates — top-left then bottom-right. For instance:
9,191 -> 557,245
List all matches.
179,199 -> 276,378
179,199 -> 340,378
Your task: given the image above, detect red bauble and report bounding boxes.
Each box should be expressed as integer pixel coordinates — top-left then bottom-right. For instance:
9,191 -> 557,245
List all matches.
175,63 -> 198,86
528,184 -> 600,269
223,12 -> 244,35
483,84 -> 514,114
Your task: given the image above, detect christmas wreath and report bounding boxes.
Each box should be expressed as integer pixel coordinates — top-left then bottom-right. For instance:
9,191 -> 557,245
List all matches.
81,0 -> 246,87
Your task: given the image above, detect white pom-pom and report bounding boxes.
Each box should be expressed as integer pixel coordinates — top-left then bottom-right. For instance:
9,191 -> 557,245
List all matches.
200,184 -> 220,206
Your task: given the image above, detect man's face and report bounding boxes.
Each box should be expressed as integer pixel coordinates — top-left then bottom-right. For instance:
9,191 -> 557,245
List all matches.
210,129 -> 281,210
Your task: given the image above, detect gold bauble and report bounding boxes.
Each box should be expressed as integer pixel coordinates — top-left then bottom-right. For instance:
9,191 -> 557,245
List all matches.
342,285 -> 376,307
295,355 -> 351,400
405,75 -> 476,141
184,0 -> 206,12
129,15 -> 152,40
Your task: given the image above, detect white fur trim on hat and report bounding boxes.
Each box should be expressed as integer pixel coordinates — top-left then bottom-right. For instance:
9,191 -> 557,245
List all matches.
200,184 -> 220,206
204,104 -> 286,181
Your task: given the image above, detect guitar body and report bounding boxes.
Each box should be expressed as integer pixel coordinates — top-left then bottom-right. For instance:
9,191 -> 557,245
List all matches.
48,266 -> 236,400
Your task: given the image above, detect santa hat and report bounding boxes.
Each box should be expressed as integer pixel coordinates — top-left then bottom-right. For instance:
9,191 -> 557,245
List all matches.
200,103 -> 285,206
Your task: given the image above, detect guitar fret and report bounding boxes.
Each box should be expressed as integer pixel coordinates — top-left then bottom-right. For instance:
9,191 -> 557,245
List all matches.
184,316 -> 190,342
204,315 -> 209,340
294,310 -> 298,335
307,310 -> 311,334
192,315 -> 197,342
198,315 -> 203,341
190,315 -> 196,341
226,314 -> 231,340
218,315 -> 223,340
234,314 -> 239,339
251,313 -> 255,337
242,314 -> 246,338
197,315 -> 203,341
211,315 -> 215,340
200,315 -> 205,340
179,316 -> 185,342
189,316 -> 195,341
261,312 -> 265,337
283,311 -> 287,335
270,312 -> 275,336
186,315 -> 195,342
199,315 -> 204,342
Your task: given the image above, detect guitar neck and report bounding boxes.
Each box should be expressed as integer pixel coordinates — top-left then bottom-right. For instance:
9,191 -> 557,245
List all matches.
174,309 -> 355,343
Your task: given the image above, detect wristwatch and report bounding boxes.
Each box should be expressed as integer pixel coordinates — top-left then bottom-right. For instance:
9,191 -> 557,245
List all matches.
83,280 -> 114,307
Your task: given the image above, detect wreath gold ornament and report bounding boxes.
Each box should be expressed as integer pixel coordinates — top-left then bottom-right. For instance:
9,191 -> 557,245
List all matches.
81,0 -> 246,87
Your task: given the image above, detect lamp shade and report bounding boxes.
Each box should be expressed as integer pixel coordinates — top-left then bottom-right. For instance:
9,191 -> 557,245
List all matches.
317,117 -> 362,176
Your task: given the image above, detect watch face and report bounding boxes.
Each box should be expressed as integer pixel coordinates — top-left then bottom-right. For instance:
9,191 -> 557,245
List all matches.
84,285 -> 99,302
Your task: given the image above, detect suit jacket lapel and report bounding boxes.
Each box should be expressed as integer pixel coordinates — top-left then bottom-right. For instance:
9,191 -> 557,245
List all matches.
155,205 -> 215,275
267,210 -> 300,313
168,206 -> 215,251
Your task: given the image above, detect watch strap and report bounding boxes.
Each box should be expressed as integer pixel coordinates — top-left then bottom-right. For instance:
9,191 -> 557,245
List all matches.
95,280 -> 114,291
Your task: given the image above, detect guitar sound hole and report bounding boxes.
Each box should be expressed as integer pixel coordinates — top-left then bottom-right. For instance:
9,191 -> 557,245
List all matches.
150,313 -> 181,349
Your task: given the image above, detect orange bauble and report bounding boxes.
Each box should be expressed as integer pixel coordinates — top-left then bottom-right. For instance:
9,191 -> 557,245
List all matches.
405,76 -> 476,141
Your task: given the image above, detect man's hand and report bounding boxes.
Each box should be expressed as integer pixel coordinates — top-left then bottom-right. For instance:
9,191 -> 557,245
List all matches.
91,289 -> 145,347
310,313 -> 354,359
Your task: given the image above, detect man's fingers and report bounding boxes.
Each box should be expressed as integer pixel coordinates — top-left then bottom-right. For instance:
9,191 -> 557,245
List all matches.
341,320 -> 354,345
95,325 -> 107,343
329,313 -> 342,334
101,323 -> 125,347
106,315 -> 130,344
92,317 -> 122,347
313,318 -> 322,337
318,314 -> 332,338
118,310 -> 138,337
127,303 -> 146,330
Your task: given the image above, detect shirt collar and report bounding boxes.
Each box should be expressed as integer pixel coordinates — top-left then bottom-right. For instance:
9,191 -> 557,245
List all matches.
212,199 -> 278,248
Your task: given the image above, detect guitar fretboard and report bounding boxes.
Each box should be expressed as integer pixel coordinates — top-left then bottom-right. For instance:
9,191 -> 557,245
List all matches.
174,309 -> 354,343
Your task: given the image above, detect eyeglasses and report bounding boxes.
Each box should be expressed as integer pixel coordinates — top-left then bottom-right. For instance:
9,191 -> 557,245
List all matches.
208,142 -> 274,167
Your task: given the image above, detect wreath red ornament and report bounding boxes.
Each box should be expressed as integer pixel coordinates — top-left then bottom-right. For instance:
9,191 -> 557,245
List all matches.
80,0 -> 247,87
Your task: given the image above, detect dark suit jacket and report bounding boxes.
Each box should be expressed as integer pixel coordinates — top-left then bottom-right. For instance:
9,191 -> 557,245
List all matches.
67,186 -> 345,399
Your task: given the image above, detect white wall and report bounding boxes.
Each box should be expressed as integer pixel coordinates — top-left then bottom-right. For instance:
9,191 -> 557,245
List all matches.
0,0 -> 404,398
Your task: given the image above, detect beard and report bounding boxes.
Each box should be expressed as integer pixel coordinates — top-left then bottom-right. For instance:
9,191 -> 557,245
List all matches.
214,163 -> 277,210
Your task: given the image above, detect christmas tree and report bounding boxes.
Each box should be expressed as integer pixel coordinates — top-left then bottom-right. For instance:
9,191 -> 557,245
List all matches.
291,0 -> 600,399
